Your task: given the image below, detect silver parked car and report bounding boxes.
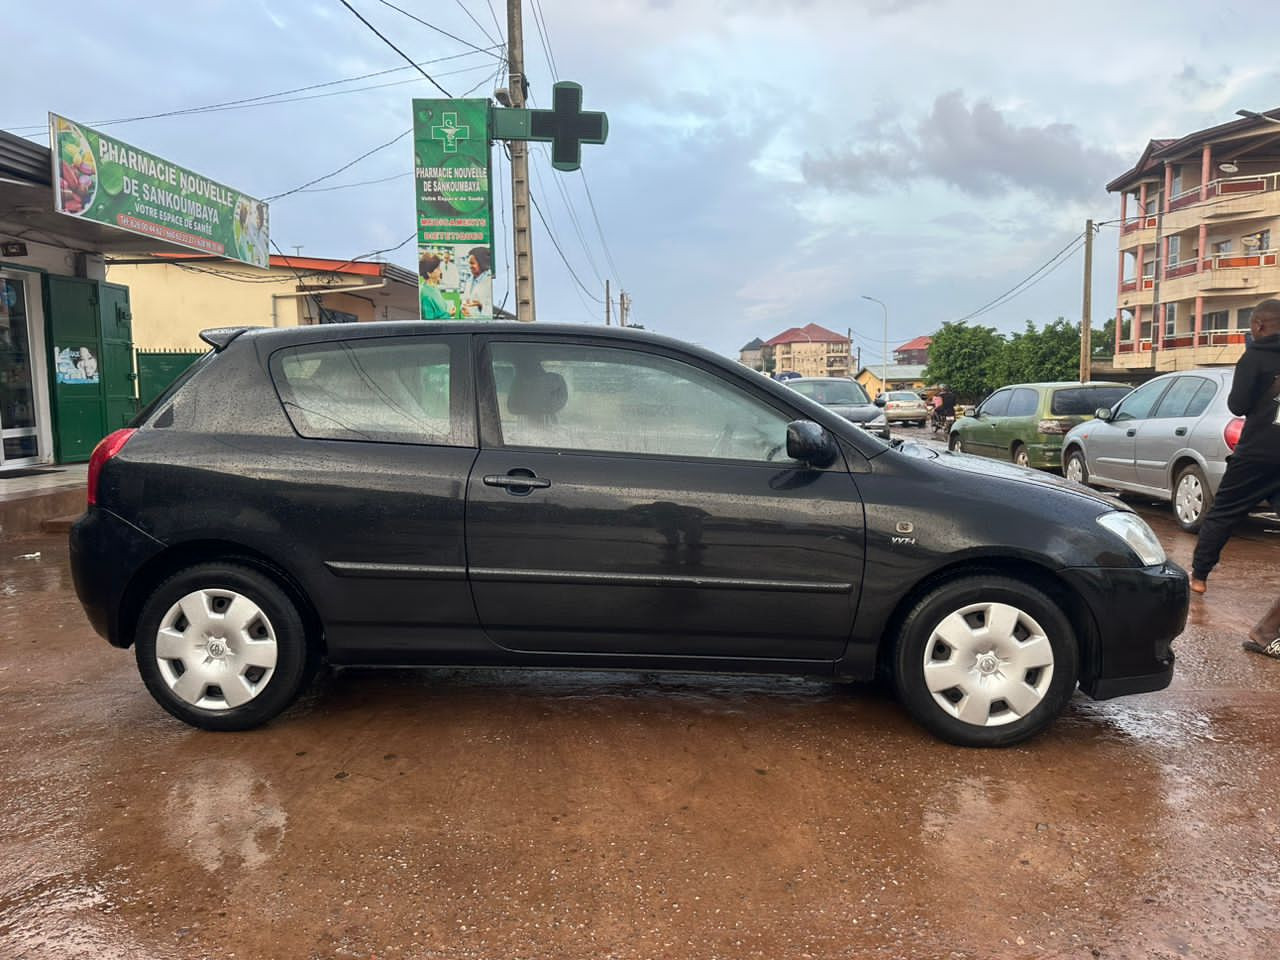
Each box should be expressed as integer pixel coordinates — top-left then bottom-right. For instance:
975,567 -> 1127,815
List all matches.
881,390 -> 929,425
1060,369 -> 1243,532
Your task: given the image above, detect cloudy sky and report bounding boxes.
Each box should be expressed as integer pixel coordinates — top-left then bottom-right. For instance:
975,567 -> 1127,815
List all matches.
7,0 -> 1280,362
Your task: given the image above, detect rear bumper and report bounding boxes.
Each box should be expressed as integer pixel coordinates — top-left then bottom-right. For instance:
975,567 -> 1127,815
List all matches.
70,507 -> 166,648
1026,440 -> 1065,469
1062,562 -> 1187,700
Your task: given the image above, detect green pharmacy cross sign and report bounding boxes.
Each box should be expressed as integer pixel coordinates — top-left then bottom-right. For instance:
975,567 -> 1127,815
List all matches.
431,113 -> 471,154
491,81 -> 608,172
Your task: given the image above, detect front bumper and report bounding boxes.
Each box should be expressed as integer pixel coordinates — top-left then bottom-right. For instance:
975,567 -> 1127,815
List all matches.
70,507 -> 166,648
1061,562 -> 1187,700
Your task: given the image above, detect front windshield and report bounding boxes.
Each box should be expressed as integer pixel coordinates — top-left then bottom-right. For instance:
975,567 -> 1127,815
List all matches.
789,380 -> 869,405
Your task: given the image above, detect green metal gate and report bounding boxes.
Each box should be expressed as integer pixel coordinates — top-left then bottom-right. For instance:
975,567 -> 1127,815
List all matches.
136,350 -> 207,408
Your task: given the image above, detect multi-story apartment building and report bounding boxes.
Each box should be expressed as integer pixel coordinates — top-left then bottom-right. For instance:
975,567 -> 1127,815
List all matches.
894,336 -> 932,366
1109,109 -> 1280,371
765,323 -> 851,378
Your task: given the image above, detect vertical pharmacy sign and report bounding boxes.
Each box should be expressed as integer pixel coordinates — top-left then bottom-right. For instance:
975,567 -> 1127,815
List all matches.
413,99 -> 494,321
49,114 -> 269,268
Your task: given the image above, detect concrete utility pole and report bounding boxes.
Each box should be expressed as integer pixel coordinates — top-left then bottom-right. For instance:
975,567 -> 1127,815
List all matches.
1080,218 -> 1094,382
604,279 -> 611,325
507,0 -> 535,322
619,290 -> 630,326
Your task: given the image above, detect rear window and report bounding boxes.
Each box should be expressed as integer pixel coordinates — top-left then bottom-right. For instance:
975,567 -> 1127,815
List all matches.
271,338 -> 466,446
887,392 -> 920,401
1051,386 -> 1131,416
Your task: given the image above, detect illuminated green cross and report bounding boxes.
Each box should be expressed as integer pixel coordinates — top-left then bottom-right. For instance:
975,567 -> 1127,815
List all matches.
430,112 -> 471,153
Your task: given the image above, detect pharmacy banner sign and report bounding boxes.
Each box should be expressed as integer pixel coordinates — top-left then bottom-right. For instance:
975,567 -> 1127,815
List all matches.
413,99 -> 494,321
49,113 -> 269,268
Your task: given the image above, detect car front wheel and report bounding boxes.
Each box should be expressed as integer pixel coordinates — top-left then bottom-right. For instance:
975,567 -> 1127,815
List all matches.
1173,463 -> 1212,533
134,562 -> 315,731
948,433 -> 963,453
893,576 -> 1079,747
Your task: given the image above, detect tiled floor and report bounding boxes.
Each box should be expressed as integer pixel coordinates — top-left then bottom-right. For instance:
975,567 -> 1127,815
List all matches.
0,464 -> 88,503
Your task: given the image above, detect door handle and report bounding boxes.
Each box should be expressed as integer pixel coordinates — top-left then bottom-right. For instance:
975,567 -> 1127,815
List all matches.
1126,429 -> 1137,437
1175,426 -> 1188,436
483,472 -> 551,492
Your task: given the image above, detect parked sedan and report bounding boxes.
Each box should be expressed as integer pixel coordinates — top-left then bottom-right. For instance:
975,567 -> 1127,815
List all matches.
1061,368 -> 1248,532
71,324 -> 1186,747
880,390 -> 930,425
948,382 -> 1133,469
784,377 -> 890,439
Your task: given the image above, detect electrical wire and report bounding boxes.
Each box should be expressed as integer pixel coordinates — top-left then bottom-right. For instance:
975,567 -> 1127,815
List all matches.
338,0 -> 455,96
295,172 -> 413,194
530,191 -> 604,303
375,0 -> 505,61
265,128 -> 413,200
453,0 -> 500,47
532,145 -> 604,286
953,232 -> 1087,323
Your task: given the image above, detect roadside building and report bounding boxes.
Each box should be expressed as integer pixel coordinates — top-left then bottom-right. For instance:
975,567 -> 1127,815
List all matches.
0,129 -> 221,468
856,364 -> 928,399
738,336 -> 767,370
765,323 -> 850,378
893,336 -> 932,365
1109,108 -> 1280,372
108,254 -> 421,352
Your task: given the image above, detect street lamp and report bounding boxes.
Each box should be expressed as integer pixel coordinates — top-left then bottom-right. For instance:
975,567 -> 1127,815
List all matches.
861,295 -> 888,397
1237,109 -> 1280,125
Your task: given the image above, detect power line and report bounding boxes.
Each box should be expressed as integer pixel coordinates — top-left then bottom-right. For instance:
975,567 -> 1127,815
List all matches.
338,0 -> 455,96
530,191 -> 604,304
295,172 -> 413,194
266,128 -> 412,200
3,50 -> 498,134
375,0 -> 505,61
453,0 -> 500,46
953,233 -> 1086,323
533,145 -> 604,286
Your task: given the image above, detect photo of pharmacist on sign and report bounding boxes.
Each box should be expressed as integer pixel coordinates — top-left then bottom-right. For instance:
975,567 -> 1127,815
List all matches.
418,244 -> 493,320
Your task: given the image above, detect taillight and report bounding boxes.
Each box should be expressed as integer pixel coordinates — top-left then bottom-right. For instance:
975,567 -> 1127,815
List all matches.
1224,417 -> 1244,451
1037,419 -> 1067,434
87,428 -> 136,506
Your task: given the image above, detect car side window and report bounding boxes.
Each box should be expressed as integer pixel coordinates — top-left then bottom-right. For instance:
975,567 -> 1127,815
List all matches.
979,390 -> 1011,417
1112,378 -> 1169,422
1006,388 -> 1039,417
1152,376 -> 1211,419
487,341 -> 795,462
272,338 -> 467,445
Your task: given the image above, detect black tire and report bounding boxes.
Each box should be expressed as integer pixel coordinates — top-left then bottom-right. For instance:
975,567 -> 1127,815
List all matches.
1172,463 -> 1213,534
948,433 -> 963,453
892,576 -> 1079,747
134,562 -> 315,731
1064,448 -> 1089,486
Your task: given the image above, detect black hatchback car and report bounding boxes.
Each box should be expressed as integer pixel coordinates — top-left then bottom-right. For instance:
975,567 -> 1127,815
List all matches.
71,324 -> 1187,747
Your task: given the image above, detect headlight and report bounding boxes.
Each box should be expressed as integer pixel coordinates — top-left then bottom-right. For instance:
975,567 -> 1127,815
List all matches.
1096,511 -> 1166,566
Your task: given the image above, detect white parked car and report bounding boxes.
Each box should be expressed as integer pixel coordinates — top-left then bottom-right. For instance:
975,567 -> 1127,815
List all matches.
880,390 -> 929,425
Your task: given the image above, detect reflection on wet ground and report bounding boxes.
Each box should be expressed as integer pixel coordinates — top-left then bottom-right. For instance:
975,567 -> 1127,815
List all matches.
1,508 -> 1278,959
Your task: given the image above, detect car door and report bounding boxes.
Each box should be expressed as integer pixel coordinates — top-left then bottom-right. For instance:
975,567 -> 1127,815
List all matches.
1086,377 -> 1171,485
1001,387 -> 1041,459
267,334 -> 480,658
464,335 -> 866,661
1135,375 -> 1216,490
967,389 -> 1011,455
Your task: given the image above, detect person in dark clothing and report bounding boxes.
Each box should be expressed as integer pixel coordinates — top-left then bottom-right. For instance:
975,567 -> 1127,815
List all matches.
1243,593 -> 1280,660
1190,298 -> 1280,595
937,386 -> 957,417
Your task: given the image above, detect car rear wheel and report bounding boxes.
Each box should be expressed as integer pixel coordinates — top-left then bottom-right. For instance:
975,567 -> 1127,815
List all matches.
1173,463 -> 1212,533
1064,449 -> 1088,485
893,576 -> 1079,747
134,563 -> 315,731
1012,443 -> 1030,468
948,433 -> 963,453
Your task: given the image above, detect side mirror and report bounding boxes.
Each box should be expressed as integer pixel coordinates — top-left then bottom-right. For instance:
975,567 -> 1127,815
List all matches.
786,420 -> 838,467
1095,407 -> 1113,422
874,395 -> 886,407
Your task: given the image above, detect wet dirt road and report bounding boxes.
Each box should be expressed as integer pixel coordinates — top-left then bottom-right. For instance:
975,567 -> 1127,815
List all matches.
2,499 -> 1279,959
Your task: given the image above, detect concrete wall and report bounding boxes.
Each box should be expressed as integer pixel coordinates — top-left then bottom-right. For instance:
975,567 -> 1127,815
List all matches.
0,231 -> 106,281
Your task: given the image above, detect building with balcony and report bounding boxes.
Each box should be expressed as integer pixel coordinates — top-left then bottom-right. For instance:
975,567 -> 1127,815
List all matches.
1108,109 -> 1280,371
894,336 -> 932,366
764,323 -> 851,378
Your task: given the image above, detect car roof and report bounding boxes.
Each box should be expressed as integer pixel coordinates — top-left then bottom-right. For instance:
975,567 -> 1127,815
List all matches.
788,376 -> 855,383
994,381 -> 1132,390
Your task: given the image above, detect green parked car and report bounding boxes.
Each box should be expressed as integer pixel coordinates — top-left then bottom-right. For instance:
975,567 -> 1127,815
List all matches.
947,381 -> 1132,470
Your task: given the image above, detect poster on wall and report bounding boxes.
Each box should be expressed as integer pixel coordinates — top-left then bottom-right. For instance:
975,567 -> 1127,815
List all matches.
54,346 -> 99,385
49,113 -> 270,268
413,99 -> 494,321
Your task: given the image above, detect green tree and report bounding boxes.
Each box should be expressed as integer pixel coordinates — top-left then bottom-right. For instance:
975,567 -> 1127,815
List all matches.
1093,317 -> 1116,360
995,317 -> 1081,384
923,322 -> 1007,402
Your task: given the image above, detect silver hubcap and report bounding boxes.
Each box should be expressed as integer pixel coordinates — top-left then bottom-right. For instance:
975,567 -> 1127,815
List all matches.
923,601 -> 1055,727
951,438 -> 962,452
1175,474 -> 1204,525
1015,449 -> 1029,466
1066,457 -> 1083,483
156,589 -> 279,710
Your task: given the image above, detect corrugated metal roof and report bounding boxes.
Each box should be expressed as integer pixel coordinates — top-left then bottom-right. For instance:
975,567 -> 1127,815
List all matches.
0,130 -> 51,186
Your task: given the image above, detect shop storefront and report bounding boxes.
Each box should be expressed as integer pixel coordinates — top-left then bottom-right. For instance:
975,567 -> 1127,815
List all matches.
0,266 -> 50,467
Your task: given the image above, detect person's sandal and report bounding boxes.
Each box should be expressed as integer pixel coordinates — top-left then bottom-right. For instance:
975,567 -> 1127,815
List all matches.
1242,638 -> 1280,660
